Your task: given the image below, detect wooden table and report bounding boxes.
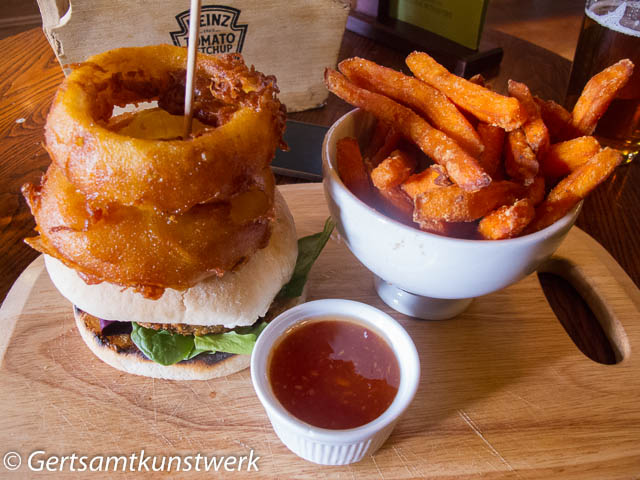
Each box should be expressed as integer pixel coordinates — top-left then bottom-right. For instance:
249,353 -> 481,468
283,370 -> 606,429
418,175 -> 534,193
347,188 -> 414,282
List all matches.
0,27 -> 638,361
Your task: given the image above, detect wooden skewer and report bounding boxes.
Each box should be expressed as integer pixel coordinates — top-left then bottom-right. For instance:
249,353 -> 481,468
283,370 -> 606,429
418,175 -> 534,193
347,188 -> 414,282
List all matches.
183,0 -> 202,138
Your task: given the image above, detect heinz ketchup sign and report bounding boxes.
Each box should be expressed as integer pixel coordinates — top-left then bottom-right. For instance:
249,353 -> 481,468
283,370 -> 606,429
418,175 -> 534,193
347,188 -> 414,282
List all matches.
170,5 -> 248,54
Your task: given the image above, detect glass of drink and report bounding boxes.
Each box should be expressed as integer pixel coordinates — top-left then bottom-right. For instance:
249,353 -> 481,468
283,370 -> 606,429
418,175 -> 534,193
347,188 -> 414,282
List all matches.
565,1 -> 640,162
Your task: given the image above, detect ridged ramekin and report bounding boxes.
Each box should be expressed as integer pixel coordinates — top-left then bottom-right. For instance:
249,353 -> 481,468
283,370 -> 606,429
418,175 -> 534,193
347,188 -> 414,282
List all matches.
251,299 -> 420,465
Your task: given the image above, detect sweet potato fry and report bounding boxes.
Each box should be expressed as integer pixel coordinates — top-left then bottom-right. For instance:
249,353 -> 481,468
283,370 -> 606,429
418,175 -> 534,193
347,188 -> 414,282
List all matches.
508,80 -> 550,155
376,187 -> 414,223
547,148 -> 621,200
368,129 -> 402,173
400,165 -> 452,234
336,137 -> 371,200
527,148 -> 622,232
507,81 -> 538,114
324,69 -> 491,191
406,51 -> 527,131
371,149 -> 416,190
367,146 -> 415,222
339,57 -> 484,157
414,181 -> 526,223
571,59 -> 634,135
363,119 -> 391,165
505,129 -> 539,183
401,164 -> 451,201
478,198 -> 535,240
468,74 -> 486,87
476,123 -> 505,178
526,176 -> 546,206
534,97 -> 582,142
539,136 -> 601,179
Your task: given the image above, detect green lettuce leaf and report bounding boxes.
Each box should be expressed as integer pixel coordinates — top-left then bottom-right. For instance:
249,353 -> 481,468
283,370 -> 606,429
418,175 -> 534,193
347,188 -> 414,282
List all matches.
185,345 -> 209,361
194,320 -> 268,355
129,218 -> 334,365
130,321 -> 268,365
131,322 -> 196,366
278,217 -> 335,299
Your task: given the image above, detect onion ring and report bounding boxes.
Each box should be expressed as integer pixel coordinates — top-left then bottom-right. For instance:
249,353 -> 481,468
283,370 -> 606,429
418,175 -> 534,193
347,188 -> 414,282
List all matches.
45,45 -> 286,213
23,165 -> 275,299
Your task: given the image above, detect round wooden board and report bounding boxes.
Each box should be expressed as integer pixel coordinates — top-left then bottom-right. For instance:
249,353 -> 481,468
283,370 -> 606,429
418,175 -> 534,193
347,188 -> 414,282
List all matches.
0,184 -> 639,479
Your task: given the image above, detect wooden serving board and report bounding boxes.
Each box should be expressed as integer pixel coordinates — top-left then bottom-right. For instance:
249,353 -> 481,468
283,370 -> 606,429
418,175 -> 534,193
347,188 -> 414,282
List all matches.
1,184 -> 639,479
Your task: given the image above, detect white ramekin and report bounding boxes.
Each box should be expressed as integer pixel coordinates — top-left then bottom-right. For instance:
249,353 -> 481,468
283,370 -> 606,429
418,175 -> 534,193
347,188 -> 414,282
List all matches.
251,299 -> 420,465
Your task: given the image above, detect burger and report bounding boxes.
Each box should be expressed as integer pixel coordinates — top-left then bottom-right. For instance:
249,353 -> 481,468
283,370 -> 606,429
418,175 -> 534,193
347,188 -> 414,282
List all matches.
22,45 -> 332,380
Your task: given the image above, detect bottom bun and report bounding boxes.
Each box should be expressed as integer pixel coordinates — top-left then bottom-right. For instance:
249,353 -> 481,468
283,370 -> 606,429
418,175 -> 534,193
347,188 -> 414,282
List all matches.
74,288 -> 307,381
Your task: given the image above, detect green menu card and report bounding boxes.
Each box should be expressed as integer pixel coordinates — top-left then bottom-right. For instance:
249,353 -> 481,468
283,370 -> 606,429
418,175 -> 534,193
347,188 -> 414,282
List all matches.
387,0 -> 490,50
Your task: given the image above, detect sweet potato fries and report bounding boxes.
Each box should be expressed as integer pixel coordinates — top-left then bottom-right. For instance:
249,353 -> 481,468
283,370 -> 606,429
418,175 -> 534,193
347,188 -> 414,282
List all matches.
325,51 -> 632,240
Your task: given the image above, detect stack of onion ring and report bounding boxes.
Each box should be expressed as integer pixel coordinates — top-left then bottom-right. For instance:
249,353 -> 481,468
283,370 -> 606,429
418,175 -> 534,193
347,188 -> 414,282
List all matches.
23,45 -> 287,299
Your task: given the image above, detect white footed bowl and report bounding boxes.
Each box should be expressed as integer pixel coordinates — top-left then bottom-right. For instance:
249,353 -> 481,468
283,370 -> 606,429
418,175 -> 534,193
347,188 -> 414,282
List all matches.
322,109 -> 581,319
251,299 -> 420,465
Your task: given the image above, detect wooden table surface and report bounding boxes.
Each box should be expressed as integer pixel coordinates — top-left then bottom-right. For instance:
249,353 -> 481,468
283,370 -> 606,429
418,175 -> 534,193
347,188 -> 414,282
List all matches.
0,27 -> 638,364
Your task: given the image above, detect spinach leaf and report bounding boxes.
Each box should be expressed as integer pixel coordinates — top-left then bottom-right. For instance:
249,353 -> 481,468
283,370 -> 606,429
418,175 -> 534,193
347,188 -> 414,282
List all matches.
130,321 -> 269,364
194,321 -> 267,355
278,217 -> 334,299
131,322 -> 195,366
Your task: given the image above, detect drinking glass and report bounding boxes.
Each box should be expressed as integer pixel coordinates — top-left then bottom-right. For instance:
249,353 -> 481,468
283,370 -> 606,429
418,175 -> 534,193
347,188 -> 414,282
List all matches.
565,1 -> 640,162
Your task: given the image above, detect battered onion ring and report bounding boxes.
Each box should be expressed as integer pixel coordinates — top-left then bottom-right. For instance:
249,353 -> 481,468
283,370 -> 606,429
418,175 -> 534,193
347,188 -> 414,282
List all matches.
23,165 -> 275,299
45,45 -> 286,213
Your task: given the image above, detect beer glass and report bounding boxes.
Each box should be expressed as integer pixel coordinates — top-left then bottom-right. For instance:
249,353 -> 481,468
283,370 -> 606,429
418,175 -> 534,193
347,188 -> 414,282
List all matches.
565,1 -> 640,162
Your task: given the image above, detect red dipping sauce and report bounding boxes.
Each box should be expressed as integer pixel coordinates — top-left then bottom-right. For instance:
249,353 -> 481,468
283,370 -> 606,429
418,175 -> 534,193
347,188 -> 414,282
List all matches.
268,318 -> 400,430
